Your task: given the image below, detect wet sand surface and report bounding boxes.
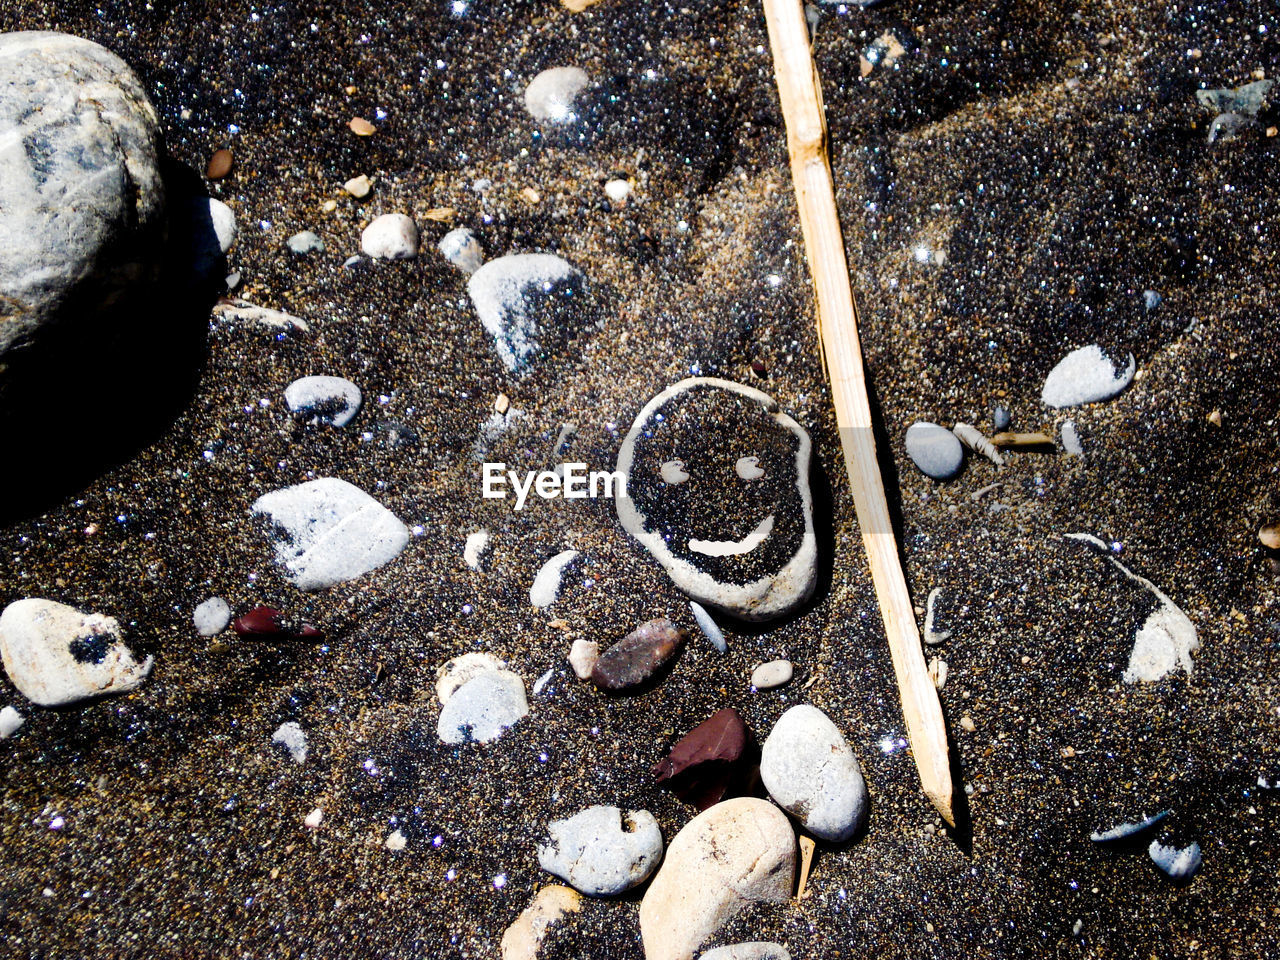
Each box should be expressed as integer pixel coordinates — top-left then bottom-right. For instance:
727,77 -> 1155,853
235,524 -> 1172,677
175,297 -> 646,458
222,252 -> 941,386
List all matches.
1,1 -> 1278,957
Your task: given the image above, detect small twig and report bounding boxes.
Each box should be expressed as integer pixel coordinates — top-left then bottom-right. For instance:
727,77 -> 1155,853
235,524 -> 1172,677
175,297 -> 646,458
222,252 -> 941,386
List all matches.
990,431 -> 1054,448
763,0 -> 954,825
796,835 -> 817,899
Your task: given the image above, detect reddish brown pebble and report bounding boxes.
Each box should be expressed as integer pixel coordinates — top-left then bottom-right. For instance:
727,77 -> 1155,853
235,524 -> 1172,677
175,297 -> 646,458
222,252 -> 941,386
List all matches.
232,605 -> 322,640
206,149 -> 233,180
652,707 -> 753,810
590,617 -> 686,693
349,116 -> 376,136
750,359 -> 767,377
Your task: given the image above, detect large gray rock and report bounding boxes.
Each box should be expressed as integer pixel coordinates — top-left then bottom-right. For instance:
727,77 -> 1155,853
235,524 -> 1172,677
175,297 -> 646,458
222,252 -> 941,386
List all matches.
0,32 -> 165,366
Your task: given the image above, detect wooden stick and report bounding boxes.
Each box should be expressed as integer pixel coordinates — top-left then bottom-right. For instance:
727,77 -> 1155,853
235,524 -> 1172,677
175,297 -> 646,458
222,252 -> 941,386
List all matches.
763,0 -> 955,826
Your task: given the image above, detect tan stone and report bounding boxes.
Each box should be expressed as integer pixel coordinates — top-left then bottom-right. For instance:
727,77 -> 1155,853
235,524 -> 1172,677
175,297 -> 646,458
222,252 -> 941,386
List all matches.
500,885 -> 582,960
639,798 -> 795,960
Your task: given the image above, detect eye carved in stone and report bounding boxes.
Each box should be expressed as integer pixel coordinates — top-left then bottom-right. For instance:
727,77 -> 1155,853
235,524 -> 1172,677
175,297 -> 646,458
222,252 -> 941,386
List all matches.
735,456 -> 765,480
660,459 -> 690,484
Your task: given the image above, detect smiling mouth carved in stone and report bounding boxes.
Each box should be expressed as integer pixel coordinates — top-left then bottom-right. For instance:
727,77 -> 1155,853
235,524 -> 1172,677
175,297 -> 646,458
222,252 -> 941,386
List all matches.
688,514 -> 775,557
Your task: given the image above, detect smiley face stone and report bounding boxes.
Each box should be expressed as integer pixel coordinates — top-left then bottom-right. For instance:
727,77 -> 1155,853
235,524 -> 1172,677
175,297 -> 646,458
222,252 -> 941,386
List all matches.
615,378 -> 817,621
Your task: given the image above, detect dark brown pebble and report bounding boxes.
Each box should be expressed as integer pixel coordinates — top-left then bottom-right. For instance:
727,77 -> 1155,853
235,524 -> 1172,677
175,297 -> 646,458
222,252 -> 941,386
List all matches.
653,707 -> 754,810
232,605 -> 322,640
590,617 -> 685,692
206,149 -> 233,179
750,359 -> 767,377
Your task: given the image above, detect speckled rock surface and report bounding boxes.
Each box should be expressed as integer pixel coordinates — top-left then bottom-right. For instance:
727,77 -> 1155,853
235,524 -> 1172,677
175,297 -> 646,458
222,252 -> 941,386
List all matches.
0,30 -> 165,366
1,2 -> 1279,958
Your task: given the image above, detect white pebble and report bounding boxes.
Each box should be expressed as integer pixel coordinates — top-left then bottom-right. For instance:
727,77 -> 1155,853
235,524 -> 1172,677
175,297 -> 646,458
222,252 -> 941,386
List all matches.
361,213 -> 419,260
0,705 -> 24,738
923,587 -> 952,644
0,599 -> 153,707
385,829 -> 407,851
283,375 -> 363,427
251,478 -> 410,591
464,529 -> 491,570
192,597 -> 232,637
437,652 -> 507,705
303,807 -> 324,829
530,550 -> 579,608
533,668 -> 554,696
604,179 -> 631,203
1041,345 -> 1136,408
1148,839 -> 1202,880
568,638 -> 599,679
286,230 -> 324,255
438,227 -> 484,273
1061,419 -> 1084,455
208,197 -> 237,254
523,66 -> 589,122
271,721 -> 309,763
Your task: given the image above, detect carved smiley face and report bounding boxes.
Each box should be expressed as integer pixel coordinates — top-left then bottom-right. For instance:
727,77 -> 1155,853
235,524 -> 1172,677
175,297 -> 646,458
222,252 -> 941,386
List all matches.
616,378 -> 817,621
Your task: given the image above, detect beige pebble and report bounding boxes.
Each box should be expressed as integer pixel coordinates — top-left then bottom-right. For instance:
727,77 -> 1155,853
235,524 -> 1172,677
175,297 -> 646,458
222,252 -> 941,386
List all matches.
568,638 -> 600,680
1207,409 -> 1222,427
959,715 -> 976,733
349,116 -> 376,136
640,798 -> 795,960
494,393 -> 510,415
520,186 -> 541,205
321,199 -> 338,213
1259,524 -> 1280,550
928,658 -> 948,690
343,174 -> 373,198
500,885 -> 582,960
425,207 -> 457,221
750,659 -> 793,690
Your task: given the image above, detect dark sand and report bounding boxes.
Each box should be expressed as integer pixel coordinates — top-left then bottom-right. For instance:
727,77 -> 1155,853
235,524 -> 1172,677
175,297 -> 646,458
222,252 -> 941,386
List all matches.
1,1 -> 1278,957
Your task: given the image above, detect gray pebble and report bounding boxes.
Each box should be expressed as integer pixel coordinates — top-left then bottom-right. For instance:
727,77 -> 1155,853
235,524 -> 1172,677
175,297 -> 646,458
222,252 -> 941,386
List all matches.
993,404 -> 1011,431
286,230 -> 325,255
904,422 -> 964,480
537,805 -> 663,896
1143,290 -> 1162,311
750,660 -> 793,690
283,375 -> 362,427
690,601 -> 727,654
760,704 -> 867,842
436,669 -> 528,744
1208,111 -> 1258,143
438,227 -> 484,273
193,597 -> 232,636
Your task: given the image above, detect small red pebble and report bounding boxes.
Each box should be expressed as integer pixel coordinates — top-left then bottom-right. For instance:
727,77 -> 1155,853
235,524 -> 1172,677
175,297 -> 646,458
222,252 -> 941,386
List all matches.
232,605 -> 322,640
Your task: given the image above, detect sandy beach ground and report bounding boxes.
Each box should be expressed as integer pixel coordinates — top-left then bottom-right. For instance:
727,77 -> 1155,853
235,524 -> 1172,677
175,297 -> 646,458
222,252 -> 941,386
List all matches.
1,1 -> 1278,957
